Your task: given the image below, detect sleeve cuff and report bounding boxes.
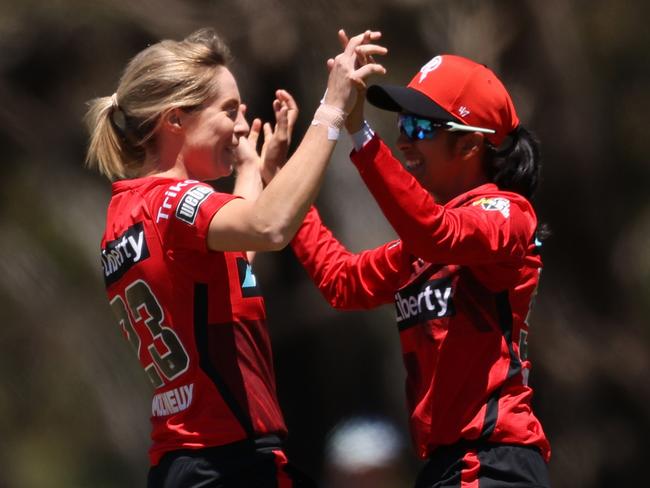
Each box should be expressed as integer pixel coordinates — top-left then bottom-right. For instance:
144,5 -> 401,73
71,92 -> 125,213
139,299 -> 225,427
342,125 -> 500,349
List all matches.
350,120 -> 375,151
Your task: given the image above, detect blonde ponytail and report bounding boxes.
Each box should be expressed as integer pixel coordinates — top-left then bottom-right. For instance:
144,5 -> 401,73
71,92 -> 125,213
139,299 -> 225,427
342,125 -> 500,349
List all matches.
85,95 -> 138,179
84,28 -> 232,181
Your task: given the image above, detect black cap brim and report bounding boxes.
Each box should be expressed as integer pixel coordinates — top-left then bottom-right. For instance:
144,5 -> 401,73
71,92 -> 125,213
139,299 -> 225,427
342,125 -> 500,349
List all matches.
366,84 -> 461,123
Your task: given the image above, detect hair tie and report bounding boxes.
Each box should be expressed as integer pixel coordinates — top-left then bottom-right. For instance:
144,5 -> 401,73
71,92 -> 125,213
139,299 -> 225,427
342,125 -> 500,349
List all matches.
109,93 -> 127,132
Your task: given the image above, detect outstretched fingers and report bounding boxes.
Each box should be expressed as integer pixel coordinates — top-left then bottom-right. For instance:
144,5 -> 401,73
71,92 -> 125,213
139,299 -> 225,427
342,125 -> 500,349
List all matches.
355,44 -> 387,59
323,29 -> 387,113
337,29 -> 349,50
262,92 -> 293,146
344,29 -> 381,54
262,122 -> 272,147
248,117 -> 262,148
350,43 -> 388,88
276,90 -> 298,127
343,32 -> 387,77
274,106 -> 289,143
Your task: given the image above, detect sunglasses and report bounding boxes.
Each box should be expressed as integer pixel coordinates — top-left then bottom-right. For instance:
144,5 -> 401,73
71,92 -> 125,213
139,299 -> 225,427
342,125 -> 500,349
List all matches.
397,114 -> 496,141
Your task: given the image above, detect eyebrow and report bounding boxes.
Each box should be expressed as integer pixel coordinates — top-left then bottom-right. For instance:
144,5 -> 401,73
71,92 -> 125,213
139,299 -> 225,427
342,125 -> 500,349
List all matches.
221,98 -> 240,109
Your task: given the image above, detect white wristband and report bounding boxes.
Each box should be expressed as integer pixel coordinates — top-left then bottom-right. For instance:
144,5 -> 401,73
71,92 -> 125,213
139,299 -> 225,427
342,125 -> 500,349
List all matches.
311,103 -> 346,141
350,120 -> 375,150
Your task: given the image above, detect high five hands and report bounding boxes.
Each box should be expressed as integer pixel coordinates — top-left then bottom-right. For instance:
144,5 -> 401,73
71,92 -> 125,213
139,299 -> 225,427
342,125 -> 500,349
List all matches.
328,29 -> 385,133
325,30 -> 387,117
237,29 -> 386,186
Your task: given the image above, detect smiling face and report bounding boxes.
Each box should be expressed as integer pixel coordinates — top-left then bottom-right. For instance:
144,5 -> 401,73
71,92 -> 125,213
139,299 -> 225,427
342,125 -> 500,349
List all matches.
177,67 -> 249,181
396,126 -> 458,196
396,115 -> 488,203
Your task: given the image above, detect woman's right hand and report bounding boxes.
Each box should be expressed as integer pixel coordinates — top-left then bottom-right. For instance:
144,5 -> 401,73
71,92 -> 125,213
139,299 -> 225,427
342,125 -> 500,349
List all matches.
323,30 -> 387,115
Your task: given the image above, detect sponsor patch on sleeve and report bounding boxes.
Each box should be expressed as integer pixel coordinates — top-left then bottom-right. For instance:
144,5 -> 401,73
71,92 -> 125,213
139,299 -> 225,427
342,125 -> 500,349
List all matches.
472,197 -> 510,219
175,184 -> 215,225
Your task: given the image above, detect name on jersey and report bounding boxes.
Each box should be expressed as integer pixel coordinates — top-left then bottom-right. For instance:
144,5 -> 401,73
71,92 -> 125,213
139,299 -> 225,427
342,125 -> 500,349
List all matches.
395,276 -> 455,329
156,180 -> 214,225
152,382 -> 194,417
101,222 -> 150,286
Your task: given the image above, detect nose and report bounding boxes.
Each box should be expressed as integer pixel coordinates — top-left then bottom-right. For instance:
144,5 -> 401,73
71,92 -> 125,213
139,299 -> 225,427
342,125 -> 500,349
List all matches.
396,132 -> 413,151
233,105 -> 250,140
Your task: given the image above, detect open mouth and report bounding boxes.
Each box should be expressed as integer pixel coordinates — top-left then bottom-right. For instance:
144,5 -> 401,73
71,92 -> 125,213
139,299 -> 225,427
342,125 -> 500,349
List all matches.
404,158 -> 424,170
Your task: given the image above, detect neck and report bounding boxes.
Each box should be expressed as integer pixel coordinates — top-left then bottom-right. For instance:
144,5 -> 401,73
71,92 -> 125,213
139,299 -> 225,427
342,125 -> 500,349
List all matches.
143,135 -> 188,179
432,170 -> 490,205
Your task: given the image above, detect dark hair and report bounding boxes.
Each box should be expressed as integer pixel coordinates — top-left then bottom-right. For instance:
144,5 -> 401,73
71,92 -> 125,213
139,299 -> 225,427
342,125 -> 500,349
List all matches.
483,126 -> 541,200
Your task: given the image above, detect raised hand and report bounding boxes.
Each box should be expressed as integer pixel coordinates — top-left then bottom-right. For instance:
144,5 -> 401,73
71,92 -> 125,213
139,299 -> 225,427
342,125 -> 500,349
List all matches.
260,89 -> 299,184
328,29 -> 379,133
323,30 -> 387,115
233,104 -> 264,201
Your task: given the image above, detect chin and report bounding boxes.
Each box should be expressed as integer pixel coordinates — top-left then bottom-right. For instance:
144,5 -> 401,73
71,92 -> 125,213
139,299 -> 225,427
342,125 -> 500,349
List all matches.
405,165 -> 424,180
219,153 -> 235,175
196,167 -> 227,182
221,163 -> 234,178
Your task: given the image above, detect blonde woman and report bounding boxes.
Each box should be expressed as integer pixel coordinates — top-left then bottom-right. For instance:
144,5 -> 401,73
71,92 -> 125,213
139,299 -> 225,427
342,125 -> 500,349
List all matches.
85,28 -> 386,487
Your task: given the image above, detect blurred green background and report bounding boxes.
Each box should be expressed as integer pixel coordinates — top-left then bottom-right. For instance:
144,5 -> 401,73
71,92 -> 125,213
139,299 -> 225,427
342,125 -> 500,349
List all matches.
0,0 -> 648,486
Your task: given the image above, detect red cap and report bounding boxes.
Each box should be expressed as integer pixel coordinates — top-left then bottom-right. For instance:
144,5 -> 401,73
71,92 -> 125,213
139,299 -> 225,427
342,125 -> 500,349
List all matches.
366,54 -> 519,147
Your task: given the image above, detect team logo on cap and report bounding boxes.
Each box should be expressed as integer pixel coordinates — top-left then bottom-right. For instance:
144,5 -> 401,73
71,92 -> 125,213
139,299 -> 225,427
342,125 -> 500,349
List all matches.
419,55 -> 442,83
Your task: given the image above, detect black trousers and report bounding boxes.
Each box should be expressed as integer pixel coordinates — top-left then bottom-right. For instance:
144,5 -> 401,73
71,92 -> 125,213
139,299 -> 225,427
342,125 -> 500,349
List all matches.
415,442 -> 551,488
147,436 -> 316,488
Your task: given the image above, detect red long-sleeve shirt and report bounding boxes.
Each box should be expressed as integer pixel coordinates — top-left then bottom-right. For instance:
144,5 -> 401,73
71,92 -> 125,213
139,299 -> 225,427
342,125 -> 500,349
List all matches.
102,176 -> 287,465
291,135 -> 550,461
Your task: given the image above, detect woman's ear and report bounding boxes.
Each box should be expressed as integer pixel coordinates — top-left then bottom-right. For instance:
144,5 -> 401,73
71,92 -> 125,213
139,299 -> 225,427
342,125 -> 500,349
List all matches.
456,132 -> 484,160
162,108 -> 184,133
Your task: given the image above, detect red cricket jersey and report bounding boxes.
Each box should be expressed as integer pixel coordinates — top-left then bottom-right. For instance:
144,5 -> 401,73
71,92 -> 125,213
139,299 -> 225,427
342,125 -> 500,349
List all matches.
101,176 -> 287,466
291,135 -> 550,461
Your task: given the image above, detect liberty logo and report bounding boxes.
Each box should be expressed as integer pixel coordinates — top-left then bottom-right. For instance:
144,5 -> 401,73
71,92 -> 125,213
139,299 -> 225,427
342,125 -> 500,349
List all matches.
102,222 -> 150,285
395,275 -> 455,330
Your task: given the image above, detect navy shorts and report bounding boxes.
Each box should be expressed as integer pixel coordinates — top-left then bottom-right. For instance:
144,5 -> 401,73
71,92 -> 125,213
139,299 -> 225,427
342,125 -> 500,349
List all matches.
147,436 -> 316,488
415,442 -> 551,488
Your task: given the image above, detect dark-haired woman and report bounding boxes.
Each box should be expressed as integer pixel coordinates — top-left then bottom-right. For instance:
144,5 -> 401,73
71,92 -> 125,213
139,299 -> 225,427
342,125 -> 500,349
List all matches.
291,51 -> 551,487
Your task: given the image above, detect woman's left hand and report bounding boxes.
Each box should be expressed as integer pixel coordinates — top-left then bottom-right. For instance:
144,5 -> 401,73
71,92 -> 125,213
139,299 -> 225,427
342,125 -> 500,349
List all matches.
260,89 -> 299,185
233,104 -> 263,171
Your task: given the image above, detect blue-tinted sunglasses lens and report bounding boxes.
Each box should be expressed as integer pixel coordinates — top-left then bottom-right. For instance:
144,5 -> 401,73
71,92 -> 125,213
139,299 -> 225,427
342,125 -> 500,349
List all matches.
398,115 -> 437,140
